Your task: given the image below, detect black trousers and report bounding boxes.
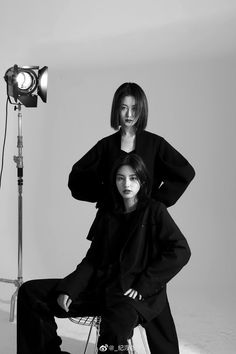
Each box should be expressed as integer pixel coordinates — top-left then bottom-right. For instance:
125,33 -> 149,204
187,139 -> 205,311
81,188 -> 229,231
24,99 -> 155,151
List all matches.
144,302 -> 179,354
17,279 -> 179,354
17,279 -> 139,354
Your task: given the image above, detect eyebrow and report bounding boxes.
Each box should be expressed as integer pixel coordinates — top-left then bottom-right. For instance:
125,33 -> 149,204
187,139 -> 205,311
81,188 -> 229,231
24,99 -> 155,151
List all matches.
116,173 -> 137,177
120,104 -> 137,107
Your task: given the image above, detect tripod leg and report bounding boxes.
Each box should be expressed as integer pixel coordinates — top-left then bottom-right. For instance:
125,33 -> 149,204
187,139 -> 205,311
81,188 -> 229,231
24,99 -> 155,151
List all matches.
9,287 -> 18,322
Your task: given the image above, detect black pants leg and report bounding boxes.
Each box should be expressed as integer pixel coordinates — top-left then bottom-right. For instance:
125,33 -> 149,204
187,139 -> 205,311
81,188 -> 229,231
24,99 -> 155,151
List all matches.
17,279 -> 73,354
98,301 -> 139,353
17,279 -> 139,354
143,300 -> 179,354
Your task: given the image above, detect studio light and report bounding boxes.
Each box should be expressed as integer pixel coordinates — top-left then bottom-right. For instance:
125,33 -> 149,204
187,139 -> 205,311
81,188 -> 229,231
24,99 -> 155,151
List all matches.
0,63 -> 48,321
4,64 -> 48,107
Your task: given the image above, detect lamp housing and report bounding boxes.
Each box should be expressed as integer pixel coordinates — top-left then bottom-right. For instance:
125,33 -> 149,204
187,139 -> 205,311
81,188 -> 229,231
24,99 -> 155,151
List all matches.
4,65 -> 48,107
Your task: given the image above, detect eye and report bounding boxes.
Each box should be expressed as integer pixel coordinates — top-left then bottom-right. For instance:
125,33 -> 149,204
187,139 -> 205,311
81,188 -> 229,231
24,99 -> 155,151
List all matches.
116,176 -> 124,182
130,176 -> 138,181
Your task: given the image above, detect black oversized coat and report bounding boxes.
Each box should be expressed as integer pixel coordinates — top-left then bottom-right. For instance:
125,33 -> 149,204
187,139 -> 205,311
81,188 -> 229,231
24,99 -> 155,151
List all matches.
68,130 -> 195,208
57,200 -> 191,321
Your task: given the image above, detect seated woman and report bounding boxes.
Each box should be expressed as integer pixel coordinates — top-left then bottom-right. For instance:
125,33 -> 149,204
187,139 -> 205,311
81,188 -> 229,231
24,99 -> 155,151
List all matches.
17,154 -> 191,354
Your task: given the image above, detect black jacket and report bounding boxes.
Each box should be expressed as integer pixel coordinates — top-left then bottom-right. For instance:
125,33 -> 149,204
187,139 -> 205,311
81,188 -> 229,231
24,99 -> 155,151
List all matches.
68,130 -> 195,208
57,200 -> 191,321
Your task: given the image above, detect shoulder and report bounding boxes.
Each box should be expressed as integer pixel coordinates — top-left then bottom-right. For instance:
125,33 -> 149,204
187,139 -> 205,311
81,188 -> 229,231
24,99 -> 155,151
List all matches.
86,207 -> 114,240
139,130 -> 163,141
96,206 -> 119,223
89,131 -> 119,154
149,198 -> 165,212
139,132 -> 183,158
137,130 -> 165,149
145,199 -> 168,221
136,199 -> 168,230
97,131 -> 120,145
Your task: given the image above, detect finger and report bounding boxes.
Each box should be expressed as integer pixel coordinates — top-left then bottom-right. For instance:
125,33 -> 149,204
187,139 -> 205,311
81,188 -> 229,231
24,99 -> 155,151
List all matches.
67,298 -> 72,310
127,290 -> 135,297
63,296 -> 70,312
129,290 -> 134,298
61,298 -> 67,311
128,290 -> 137,299
57,295 -> 64,309
124,289 -> 132,296
58,295 -> 69,312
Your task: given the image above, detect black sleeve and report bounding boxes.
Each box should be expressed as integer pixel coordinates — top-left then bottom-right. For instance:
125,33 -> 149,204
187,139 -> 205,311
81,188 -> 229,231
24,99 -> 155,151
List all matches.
55,256 -> 95,301
133,203 -> 191,298
68,140 -> 105,203
55,211 -> 105,300
55,235 -> 100,301
152,138 -> 195,207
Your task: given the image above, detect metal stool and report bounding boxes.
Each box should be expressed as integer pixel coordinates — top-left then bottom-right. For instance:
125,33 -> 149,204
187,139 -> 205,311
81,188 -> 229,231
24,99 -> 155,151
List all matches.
69,316 -> 150,354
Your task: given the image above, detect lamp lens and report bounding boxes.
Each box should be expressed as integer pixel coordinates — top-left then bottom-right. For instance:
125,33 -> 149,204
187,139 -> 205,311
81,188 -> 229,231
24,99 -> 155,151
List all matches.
16,72 -> 36,91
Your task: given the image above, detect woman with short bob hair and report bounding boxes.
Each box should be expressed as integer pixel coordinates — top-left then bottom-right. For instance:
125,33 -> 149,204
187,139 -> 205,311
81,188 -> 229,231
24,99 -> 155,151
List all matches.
69,82 -> 195,209
110,82 -> 148,131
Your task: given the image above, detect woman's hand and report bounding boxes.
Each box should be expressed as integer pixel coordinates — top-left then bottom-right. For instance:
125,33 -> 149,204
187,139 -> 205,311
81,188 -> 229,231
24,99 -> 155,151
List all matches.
124,288 -> 143,300
57,294 -> 72,312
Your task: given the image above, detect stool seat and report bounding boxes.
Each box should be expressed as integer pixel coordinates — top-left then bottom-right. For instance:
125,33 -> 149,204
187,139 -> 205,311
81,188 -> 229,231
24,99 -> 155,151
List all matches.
69,316 -> 150,354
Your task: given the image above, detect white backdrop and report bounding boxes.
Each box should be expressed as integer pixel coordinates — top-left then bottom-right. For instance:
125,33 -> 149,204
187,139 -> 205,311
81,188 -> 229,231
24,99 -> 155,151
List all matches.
0,1 -> 236,353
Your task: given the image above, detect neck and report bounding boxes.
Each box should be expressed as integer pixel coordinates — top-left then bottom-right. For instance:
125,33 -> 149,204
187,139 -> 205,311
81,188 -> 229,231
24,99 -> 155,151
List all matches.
121,126 -> 136,136
123,198 -> 138,213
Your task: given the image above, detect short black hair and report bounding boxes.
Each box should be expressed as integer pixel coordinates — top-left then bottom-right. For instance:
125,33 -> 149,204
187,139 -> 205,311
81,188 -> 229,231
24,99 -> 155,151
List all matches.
110,153 -> 151,212
110,82 -> 148,132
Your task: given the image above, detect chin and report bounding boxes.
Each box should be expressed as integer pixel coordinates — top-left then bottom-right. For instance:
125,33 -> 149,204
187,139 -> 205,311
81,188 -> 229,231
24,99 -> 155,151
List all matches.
122,195 -> 132,199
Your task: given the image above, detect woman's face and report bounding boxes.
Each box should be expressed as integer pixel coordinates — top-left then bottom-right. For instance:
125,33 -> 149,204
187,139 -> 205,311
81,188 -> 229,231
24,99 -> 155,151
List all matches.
116,164 -> 141,203
119,96 -> 139,128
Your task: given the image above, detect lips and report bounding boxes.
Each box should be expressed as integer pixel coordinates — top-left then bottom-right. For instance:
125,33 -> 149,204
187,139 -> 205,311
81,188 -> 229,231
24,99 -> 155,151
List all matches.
123,189 -> 131,194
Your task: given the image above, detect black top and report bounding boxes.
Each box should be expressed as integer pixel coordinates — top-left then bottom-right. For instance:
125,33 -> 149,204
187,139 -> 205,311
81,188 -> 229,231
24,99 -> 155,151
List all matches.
56,199 -> 191,321
96,209 -> 140,291
107,210 -> 139,263
68,130 -> 195,208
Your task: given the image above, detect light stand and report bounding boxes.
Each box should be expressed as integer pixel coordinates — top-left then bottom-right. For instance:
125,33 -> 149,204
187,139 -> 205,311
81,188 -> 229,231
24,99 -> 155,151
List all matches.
0,103 -> 24,322
0,64 -> 48,322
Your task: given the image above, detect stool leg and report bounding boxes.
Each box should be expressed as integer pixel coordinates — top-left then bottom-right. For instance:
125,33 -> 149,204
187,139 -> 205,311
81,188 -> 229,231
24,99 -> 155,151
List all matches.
138,326 -> 150,354
128,337 -> 135,354
94,324 -> 100,354
83,323 -> 93,354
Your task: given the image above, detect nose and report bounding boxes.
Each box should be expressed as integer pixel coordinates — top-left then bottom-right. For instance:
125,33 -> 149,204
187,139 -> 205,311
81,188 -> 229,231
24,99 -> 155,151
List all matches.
127,108 -> 132,117
124,178 -> 131,188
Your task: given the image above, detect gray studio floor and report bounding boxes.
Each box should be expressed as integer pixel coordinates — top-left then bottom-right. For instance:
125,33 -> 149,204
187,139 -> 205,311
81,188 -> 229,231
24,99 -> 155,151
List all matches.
0,286 -> 235,354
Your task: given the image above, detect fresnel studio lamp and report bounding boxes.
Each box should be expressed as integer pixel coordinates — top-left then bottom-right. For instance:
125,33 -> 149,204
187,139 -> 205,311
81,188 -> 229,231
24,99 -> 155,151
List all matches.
0,65 -> 48,321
